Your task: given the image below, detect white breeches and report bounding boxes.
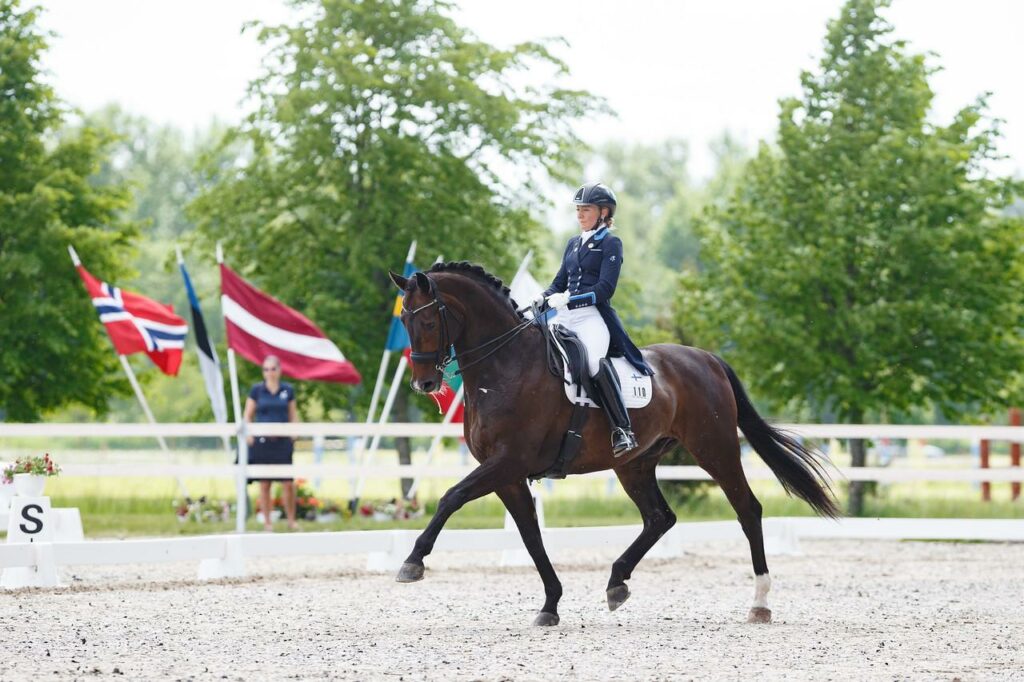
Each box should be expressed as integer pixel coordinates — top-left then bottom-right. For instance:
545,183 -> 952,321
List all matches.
554,306 -> 609,377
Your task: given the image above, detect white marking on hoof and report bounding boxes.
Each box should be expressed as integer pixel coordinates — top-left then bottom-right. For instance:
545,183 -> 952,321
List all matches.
753,573 -> 771,609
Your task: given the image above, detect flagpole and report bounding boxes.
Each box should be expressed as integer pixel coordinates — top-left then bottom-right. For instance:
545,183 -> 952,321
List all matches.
405,383 -> 464,500
116,354 -> 188,497
177,245 -> 232,455
348,240 -> 418,508
350,352 -> 408,507
352,348 -> 390,493
358,240 -> 417,445
218,243 -> 250,534
364,350 -> 391,437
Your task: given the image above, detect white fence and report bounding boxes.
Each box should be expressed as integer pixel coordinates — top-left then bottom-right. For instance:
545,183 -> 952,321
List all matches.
4,421 -> 1024,484
3,517 -> 1024,588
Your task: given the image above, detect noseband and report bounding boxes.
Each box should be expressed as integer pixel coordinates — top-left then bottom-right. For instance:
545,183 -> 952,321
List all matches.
402,274 -> 533,376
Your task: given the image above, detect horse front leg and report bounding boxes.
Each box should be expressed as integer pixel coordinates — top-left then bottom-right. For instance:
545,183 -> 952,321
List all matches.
496,481 -> 563,626
395,454 -> 519,583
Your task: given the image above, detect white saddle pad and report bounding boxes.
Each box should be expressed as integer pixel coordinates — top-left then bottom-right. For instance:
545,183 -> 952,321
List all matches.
553,337 -> 653,409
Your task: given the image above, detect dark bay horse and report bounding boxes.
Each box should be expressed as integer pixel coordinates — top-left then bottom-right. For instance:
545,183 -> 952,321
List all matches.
389,262 -> 839,626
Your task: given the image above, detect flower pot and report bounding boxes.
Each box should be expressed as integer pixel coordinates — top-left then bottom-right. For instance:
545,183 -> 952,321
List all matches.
0,482 -> 13,510
13,474 -> 46,497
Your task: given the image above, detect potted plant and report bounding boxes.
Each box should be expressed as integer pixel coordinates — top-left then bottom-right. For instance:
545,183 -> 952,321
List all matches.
9,453 -> 61,497
0,463 -> 15,509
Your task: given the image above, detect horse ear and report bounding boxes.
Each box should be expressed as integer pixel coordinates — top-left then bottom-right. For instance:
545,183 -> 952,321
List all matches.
414,271 -> 431,292
388,271 -> 408,290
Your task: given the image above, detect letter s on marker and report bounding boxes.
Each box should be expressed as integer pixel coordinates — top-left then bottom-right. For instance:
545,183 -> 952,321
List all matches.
19,504 -> 44,534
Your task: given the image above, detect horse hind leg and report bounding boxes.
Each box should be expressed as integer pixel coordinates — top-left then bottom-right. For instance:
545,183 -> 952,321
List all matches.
685,430 -> 772,624
607,449 -> 677,611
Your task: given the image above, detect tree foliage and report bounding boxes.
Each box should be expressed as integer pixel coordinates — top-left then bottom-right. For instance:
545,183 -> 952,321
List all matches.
0,1 -> 137,421
189,0 -> 597,412
680,0 -> 1024,426
588,135 -> 746,345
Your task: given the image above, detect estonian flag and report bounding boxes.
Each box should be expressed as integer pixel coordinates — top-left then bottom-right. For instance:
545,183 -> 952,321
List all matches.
178,250 -> 228,423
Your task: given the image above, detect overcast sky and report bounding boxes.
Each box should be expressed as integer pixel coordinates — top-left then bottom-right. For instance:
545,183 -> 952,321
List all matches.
35,0 -> 1023,180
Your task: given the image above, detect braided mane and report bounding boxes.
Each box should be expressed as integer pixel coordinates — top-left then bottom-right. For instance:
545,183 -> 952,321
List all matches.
428,261 -> 522,311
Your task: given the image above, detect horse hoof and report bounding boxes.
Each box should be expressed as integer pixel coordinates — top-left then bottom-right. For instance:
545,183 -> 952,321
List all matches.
747,607 -> 772,624
606,584 -> 631,612
395,562 -> 424,583
532,611 -> 560,627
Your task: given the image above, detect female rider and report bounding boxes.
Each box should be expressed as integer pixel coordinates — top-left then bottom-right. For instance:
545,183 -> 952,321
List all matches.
540,182 -> 654,456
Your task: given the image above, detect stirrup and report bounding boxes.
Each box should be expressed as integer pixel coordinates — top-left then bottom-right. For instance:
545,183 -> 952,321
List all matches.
611,428 -> 638,457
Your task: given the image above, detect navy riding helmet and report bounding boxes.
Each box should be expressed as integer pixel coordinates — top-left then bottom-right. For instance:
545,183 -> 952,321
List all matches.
573,182 -> 617,217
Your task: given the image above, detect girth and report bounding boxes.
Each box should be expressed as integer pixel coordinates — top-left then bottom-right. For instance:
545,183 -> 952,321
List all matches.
528,304 -> 595,481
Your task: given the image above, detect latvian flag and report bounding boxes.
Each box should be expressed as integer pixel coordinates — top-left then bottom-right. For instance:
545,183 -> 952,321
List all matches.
76,264 -> 188,376
220,264 -> 361,384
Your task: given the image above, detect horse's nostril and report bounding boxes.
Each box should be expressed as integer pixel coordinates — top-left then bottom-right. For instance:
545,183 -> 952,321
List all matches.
421,380 -> 436,393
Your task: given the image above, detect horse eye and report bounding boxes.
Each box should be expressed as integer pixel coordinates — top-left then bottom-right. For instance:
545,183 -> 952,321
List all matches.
423,321 -> 436,330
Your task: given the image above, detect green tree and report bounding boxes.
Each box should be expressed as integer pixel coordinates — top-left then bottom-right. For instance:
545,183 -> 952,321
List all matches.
679,0 -> 1024,514
189,0 -> 596,416
0,1 -> 137,421
585,135 -> 746,345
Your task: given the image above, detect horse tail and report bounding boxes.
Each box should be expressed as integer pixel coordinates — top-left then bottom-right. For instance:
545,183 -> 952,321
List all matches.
714,355 -> 842,519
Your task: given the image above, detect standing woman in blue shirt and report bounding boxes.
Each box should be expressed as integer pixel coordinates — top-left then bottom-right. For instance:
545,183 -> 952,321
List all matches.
244,355 -> 299,531
542,182 -> 654,456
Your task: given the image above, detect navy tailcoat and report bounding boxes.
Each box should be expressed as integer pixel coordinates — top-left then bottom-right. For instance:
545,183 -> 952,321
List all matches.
543,226 -> 654,376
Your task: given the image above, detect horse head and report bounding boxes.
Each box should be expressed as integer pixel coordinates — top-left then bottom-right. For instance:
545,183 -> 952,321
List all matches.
389,269 -> 454,394
390,262 -> 528,395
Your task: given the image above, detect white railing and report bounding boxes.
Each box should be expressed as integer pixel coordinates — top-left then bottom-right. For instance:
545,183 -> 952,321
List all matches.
3,422 -> 1023,484
4,421 -> 1024,441
4,517 -> 1024,589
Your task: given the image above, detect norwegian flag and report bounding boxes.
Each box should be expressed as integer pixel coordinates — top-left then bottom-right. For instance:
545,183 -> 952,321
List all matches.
75,262 -> 188,376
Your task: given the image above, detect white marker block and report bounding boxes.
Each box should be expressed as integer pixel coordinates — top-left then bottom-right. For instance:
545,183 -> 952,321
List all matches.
197,535 -> 246,580
2,497 -> 60,588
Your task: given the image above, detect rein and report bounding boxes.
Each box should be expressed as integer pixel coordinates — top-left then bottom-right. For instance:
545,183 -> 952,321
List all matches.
404,275 -> 533,376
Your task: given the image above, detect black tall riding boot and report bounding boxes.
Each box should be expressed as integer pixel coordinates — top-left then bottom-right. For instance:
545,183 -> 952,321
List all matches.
592,359 -> 638,457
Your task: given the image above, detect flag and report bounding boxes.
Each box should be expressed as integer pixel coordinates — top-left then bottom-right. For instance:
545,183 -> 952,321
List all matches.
220,264 -> 361,383
403,347 -> 464,422
179,256 -> 228,423
509,256 -> 556,322
385,258 -> 418,352
75,265 -> 188,376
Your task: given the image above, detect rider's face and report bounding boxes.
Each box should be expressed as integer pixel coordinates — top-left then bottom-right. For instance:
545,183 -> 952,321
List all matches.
576,204 -> 603,231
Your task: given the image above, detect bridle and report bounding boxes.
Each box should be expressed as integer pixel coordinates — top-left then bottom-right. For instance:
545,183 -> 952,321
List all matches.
403,274 -> 533,376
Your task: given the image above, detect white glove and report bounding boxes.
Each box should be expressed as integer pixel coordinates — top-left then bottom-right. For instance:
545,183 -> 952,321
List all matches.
546,291 -> 570,309
517,292 -> 547,312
